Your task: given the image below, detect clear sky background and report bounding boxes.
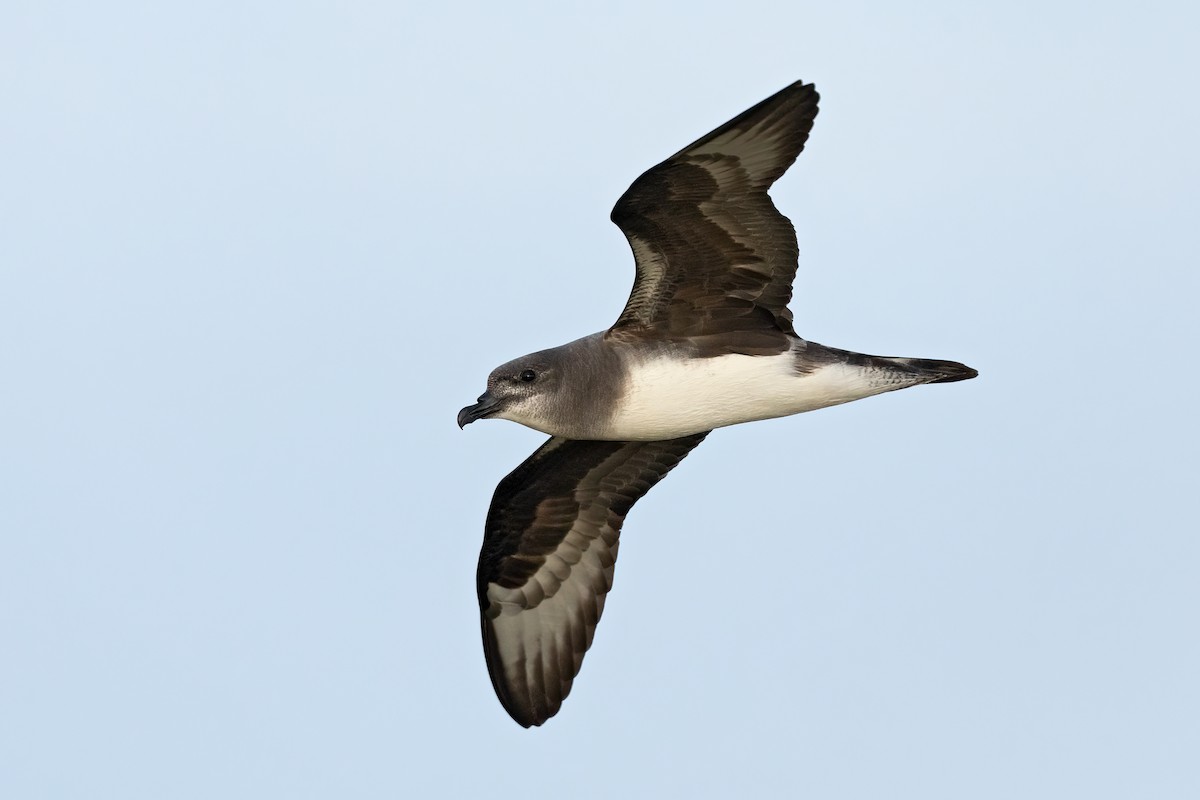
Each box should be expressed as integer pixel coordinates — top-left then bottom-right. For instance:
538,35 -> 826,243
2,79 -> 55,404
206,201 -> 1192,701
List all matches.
3,1 -> 1197,797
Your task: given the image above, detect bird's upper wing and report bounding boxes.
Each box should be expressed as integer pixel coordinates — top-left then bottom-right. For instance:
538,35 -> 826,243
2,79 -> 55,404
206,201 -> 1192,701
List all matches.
477,433 -> 707,727
607,81 -> 819,356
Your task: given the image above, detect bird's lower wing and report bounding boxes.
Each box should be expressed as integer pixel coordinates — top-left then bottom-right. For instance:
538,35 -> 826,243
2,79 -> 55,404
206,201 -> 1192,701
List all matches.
477,433 -> 708,727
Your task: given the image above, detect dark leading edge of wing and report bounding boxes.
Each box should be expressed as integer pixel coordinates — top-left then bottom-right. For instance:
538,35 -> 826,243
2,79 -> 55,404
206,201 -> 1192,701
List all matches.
477,433 -> 707,727
608,81 -> 819,357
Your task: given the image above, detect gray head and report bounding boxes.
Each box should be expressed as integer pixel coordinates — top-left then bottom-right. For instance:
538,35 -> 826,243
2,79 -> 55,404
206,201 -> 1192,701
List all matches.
457,334 -> 620,438
457,349 -> 569,433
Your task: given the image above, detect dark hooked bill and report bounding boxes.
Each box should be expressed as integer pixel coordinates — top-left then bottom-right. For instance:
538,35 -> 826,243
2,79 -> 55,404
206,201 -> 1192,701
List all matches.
457,392 -> 501,428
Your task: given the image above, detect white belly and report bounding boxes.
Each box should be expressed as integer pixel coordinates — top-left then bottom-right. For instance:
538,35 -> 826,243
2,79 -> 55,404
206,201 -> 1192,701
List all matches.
603,348 -> 908,440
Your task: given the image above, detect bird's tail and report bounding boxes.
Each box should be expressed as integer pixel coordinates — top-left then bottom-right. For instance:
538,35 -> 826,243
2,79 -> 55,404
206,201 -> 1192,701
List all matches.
879,356 -> 978,384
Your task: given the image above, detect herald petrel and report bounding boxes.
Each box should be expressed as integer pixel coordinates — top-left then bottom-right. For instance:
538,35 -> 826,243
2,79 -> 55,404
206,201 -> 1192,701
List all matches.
458,80 -> 977,727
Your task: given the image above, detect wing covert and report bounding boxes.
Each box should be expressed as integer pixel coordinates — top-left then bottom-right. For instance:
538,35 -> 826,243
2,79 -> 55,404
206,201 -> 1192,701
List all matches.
608,81 -> 819,355
477,433 -> 707,727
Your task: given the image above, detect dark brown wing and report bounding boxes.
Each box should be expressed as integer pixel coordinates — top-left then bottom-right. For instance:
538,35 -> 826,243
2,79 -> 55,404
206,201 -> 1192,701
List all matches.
477,433 -> 707,727
607,81 -> 819,356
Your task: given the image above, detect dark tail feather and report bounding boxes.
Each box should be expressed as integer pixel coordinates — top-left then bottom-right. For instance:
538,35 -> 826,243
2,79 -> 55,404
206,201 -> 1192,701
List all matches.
888,357 -> 978,383
804,343 -> 978,384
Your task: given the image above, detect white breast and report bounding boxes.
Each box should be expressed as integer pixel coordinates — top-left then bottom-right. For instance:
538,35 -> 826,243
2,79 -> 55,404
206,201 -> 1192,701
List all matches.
602,346 -> 911,440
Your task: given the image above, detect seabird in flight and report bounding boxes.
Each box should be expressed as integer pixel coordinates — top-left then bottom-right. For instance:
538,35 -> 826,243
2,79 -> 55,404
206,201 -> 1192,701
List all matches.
458,80 -> 977,727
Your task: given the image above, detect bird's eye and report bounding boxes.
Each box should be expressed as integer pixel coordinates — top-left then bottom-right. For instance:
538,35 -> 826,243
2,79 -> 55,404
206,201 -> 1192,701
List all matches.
519,369 -> 537,383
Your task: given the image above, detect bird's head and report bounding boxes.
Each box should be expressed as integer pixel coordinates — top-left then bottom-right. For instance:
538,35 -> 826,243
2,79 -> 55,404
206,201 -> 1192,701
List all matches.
458,353 -> 564,432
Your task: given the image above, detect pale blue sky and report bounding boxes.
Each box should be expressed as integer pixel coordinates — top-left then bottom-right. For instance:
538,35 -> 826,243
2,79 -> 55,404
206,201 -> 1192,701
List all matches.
2,1 -> 1197,797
